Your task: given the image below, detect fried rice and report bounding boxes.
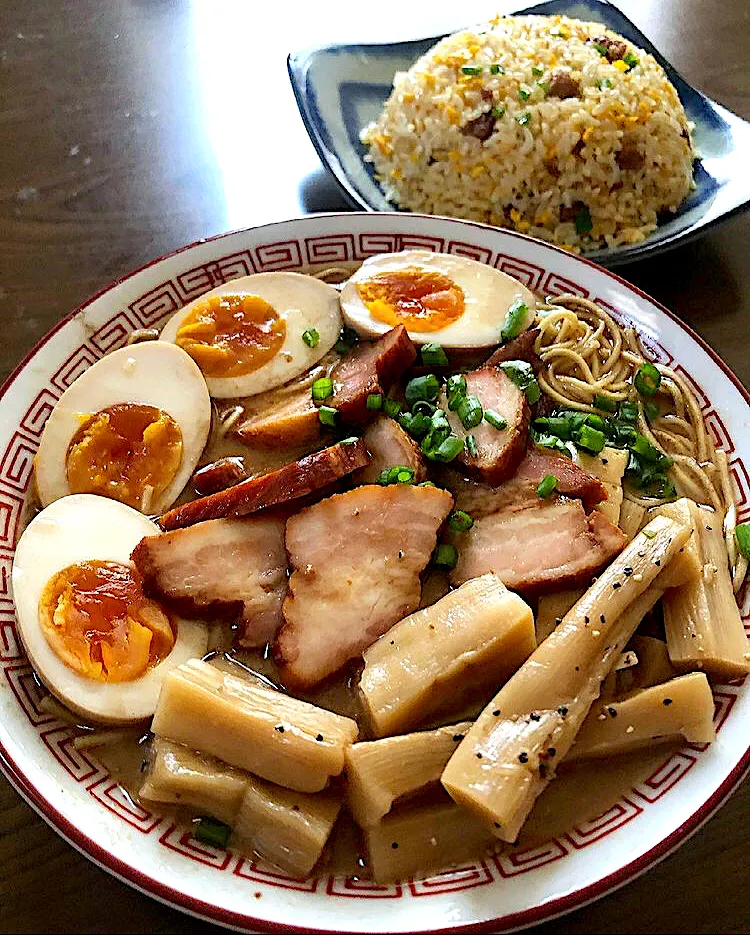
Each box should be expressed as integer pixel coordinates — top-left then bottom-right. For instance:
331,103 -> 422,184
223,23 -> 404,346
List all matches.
361,14 -> 695,251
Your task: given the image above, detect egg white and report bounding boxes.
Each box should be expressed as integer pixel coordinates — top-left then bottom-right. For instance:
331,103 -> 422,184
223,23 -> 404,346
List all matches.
12,495 -> 207,724
34,342 -> 211,515
159,272 -> 343,398
339,250 -> 536,348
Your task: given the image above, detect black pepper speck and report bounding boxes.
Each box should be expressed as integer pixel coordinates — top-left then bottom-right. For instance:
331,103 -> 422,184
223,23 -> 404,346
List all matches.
492,710 -> 501,717
316,734 -> 324,742
600,614 -> 606,624
452,734 -> 464,742
519,752 -> 529,764
663,697 -> 673,706
613,581 -> 622,589
275,725 -> 285,733
391,842 -> 399,849
607,706 -> 617,717
476,753 -> 483,759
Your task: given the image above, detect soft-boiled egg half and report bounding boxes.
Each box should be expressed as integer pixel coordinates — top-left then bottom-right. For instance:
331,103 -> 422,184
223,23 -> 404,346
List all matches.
340,250 -> 536,348
159,272 -> 343,398
12,495 -> 207,723
34,342 -> 211,515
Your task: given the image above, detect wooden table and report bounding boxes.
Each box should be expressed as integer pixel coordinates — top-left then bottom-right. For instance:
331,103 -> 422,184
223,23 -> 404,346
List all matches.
1,1 -> 748,932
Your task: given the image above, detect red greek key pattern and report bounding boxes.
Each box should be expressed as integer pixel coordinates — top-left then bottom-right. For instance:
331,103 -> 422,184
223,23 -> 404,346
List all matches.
89,310 -> 140,355
396,234 -> 445,252
50,345 -> 99,393
0,432 -> 37,493
357,232 -> 398,256
19,389 -> 59,438
495,838 -> 569,877
160,824 -> 233,869
495,254 -> 545,291
253,240 -> 303,271
541,271 -> 590,297
235,857 -> 319,892
409,862 -> 494,896
0,612 -> 20,661
565,797 -> 643,848
446,241 -> 492,264
88,778 -> 161,833
305,234 -> 356,266
176,252 -> 256,298
40,726 -> 103,783
633,751 -> 698,803
705,410 -> 734,455
4,663 -> 51,726
324,875 -> 400,898
0,489 -> 24,547
129,282 -> 182,327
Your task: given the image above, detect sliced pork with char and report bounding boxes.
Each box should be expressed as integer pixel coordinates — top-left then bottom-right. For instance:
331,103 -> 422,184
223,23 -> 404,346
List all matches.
441,446 -> 607,517
484,329 -> 541,372
450,498 -> 626,594
353,416 -> 427,485
159,439 -> 369,530
442,365 -> 529,485
330,325 -> 416,424
193,457 -> 248,496
132,515 -> 287,646
275,484 -> 453,689
235,385 -> 320,449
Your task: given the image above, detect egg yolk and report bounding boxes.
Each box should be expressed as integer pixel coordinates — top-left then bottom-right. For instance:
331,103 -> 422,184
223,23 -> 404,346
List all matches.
39,560 -> 175,683
356,268 -> 465,332
65,404 -> 183,513
175,293 -> 286,378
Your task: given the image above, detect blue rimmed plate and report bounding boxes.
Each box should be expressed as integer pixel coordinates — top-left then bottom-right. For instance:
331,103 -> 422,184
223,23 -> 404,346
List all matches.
288,0 -> 750,267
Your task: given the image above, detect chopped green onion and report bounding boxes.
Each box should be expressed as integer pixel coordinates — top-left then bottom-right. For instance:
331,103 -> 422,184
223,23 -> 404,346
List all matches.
618,401 -> 638,424
598,77 -> 613,90
516,112 -> 531,126
338,436 -> 359,445
302,328 -> 319,349
433,543 -> 458,570
484,409 -> 508,430
576,424 -> 606,454
594,394 -> 617,413
383,398 -> 402,419
623,51 -> 639,71
519,85 -> 532,101
531,65 -> 545,77
194,817 -> 231,849
405,374 -> 441,404
642,527 -> 657,539
532,430 -> 575,458
335,326 -> 359,354
448,509 -> 475,532
593,42 -> 609,56
584,413 -> 605,432
491,105 -> 506,119
500,360 -> 540,403
311,377 -> 333,403
631,434 -> 670,465
644,400 -> 660,422
735,523 -> 750,559
575,205 -> 593,235
377,465 -> 415,486
537,79 -> 550,94
427,434 -> 464,463
399,410 -> 431,438
465,433 -> 478,457
536,474 -> 558,498
457,394 -> 483,429
420,343 -> 449,368
634,362 -> 661,396
318,405 -> 337,427
446,374 -> 467,411
417,480 -> 436,488
500,298 -> 529,342
412,400 -> 436,416
366,393 -> 383,411
489,63 -> 505,75
461,65 -> 483,76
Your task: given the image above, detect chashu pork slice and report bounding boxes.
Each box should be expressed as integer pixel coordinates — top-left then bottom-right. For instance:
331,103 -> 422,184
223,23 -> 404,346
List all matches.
276,484 -> 453,689
441,446 -> 607,518
159,438 -> 369,530
353,416 -> 427,485
132,515 -> 287,646
450,499 -> 626,594
441,365 -> 529,485
330,325 -> 416,424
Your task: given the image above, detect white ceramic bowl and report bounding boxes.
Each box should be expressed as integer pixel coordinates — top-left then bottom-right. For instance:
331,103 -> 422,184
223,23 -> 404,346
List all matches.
0,213 -> 748,933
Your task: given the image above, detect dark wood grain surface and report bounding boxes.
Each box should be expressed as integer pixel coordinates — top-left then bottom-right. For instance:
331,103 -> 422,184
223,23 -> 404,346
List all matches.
1,1 -> 749,933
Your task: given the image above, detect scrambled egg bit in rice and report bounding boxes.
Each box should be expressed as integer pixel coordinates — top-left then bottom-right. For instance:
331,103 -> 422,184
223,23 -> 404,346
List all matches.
361,14 -> 695,251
